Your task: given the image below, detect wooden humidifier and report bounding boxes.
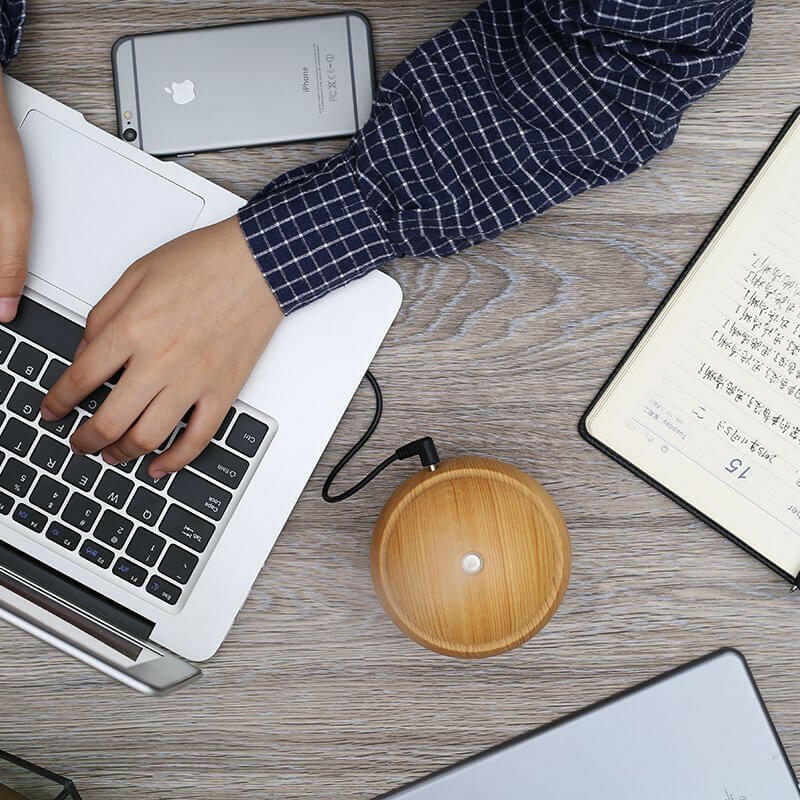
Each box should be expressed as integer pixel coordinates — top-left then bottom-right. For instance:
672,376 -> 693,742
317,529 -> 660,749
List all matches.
371,456 -> 571,658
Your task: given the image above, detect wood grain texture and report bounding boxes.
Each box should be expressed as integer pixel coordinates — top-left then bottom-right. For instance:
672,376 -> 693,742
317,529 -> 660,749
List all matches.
371,456 -> 571,658
2,1 -> 800,797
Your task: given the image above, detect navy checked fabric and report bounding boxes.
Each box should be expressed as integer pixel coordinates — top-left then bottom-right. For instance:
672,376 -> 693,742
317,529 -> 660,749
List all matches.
2,2 -> 753,314
240,0 -> 753,313
0,0 -> 24,68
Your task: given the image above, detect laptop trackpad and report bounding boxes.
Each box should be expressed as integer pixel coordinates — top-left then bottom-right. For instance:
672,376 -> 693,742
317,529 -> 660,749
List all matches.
19,110 -> 205,307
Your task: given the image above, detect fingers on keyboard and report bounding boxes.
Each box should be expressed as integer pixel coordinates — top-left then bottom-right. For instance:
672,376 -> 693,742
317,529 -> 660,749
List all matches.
0,296 -> 271,608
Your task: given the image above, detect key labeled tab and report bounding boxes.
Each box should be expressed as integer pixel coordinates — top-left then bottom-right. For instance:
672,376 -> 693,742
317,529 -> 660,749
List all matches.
158,504 -> 214,552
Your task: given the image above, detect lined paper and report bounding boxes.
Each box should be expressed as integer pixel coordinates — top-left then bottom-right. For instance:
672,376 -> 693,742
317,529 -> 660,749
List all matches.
586,115 -> 800,576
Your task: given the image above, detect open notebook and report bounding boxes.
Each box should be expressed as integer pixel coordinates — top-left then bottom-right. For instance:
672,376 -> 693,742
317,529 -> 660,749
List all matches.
582,108 -> 800,585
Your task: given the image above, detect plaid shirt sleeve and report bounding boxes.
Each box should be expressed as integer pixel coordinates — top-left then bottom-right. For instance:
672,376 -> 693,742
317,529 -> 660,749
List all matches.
0,0 -> 25,69
240,0 -> 753,314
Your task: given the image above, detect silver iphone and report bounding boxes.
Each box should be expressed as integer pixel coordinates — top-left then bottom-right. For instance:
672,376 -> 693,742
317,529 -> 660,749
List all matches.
112,12 -> 375,157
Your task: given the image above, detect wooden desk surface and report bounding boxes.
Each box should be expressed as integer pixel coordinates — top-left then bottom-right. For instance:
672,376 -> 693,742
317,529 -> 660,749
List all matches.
3,2 -> 799,797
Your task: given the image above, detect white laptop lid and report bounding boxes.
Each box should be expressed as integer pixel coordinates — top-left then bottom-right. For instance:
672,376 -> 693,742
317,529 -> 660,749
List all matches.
381,650 -> 799,800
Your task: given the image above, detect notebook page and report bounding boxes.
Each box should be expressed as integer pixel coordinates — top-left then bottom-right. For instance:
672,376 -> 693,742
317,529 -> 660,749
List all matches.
586,114 -> 800,576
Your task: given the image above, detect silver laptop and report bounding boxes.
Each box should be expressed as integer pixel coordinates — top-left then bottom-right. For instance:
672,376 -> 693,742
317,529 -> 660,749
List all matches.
0,76 -> 401,694
376,650 -> 800,799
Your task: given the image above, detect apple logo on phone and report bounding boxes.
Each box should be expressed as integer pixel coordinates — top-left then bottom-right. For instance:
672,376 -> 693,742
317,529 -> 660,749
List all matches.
164,80 -> 196,105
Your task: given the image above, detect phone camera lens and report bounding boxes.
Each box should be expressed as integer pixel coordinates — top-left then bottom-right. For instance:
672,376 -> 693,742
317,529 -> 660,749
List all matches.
122,128 -> 138,142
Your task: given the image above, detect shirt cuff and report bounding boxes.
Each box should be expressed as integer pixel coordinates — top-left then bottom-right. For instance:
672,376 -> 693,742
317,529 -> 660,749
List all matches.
238,152 -> 396,315
0,0 -> 26,69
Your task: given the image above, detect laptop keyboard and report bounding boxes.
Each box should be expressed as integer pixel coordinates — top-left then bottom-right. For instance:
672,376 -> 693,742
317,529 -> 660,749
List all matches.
0,295 -> 275,612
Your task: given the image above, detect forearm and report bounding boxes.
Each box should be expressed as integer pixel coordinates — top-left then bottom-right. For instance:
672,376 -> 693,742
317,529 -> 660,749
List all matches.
0,67 -> 32,318
0,71 -> 32,219
241,0 -> 754,314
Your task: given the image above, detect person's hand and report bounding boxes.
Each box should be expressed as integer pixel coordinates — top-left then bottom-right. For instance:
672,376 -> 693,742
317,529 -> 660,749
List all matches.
40,217 -> 284,479
0,70 -> 33,322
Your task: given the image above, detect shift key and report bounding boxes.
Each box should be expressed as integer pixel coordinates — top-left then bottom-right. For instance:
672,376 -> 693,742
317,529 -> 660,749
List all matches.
168,470 -> 231,521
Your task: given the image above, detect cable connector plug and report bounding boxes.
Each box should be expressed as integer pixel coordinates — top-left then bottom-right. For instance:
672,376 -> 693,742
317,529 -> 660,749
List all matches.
322,371 -> 441,502
395,437 -> 440,470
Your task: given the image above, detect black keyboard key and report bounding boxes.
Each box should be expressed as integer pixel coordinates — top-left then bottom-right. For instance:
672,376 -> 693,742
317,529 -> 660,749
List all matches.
62,493 -> 101,532
168,470 -> 231,521
158,544 -> 198,585
158,504 -> 214,553
0,370 -> 13,403
136,453 -> 170,490
225,413 -> 268,457
39,408 -> 79,439
79,384 -> 110,415
13,503 -> 46,533
79,539 -> 114,569
112,457 -> 137,474
7,382 -> 45,421
190,442 -> 247,490
40,359 -> 68,390
93,470 -> 133,509
30,435 -> 69,475
30,475 -> 69,515
8,341 -> 47,382
145,575 -> 181,605
63,454 -> 101,492
5,296 -> 83,362
127,486 -> 166,525
126,527 -> 165,567
94,510 -> 133,549
0,458 -> 36,497
113,557 -> 147,587
0,490 -> 13,515
0,417 -> 36,457
213,407 -> 235,441
45,521 -> 81,551
0,330 -> 14,363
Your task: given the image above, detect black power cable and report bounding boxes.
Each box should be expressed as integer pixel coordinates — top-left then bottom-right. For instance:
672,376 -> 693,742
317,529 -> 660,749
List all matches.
322,370 -> 440,503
